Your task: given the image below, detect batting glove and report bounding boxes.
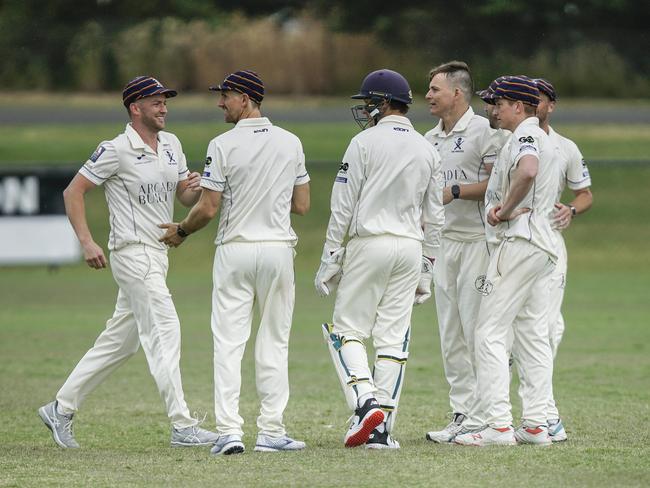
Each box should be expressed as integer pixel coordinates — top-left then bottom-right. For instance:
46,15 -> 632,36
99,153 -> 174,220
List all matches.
315,247 -> 345,297
414,255 -> 434,305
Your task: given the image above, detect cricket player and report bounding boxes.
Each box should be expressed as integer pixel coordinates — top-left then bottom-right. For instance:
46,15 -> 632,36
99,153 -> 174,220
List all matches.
422,61 -> 509,443
534,78 -> 593,441
38,76 -> 219,448
160,70 -> 310,456
454,75 -> 559,446
315,68 -> 444,449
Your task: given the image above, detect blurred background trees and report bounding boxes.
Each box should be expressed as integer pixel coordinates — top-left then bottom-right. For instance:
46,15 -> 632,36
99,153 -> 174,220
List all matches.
0,0 -> 647,96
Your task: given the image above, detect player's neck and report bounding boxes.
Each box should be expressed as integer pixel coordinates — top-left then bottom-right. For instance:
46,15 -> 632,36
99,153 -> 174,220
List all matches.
442,104 -> 469,134
539,120 -> 550,134
131,122 -> 160,152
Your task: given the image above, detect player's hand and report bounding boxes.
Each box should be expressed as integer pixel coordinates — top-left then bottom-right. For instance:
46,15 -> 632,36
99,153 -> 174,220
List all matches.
81,240 -> 107,269
442,187 -> 453,205
553,202 -> 572,230
414,256 -> 434,305
158,223 -> 186,248
186,171 -> 202,192
493,206 -> 531,224
315,247 -> 345,297
487,205 -> 502,226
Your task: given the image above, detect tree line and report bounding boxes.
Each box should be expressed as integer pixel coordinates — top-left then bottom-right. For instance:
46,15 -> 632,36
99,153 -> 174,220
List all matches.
1,0 -> 647,97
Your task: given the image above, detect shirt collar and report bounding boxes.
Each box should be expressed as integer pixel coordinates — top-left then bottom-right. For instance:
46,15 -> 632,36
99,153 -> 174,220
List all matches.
376,114 -> 413,128
235,117 -> 272,128
429,106 -> 474,136
125,123 -> 169,153
518,116 -> 540,129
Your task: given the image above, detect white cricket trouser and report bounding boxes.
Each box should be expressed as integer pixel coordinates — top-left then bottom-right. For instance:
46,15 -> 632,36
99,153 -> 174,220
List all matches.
547,230 -> 567,420
433,237 -> 490,415
473,238 -> 555,428
332,235 -> 421,405
56,244 -> 196,429
211,241 -> 295,437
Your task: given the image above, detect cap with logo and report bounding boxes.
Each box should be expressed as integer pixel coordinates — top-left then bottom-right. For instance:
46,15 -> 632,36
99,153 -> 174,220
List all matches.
122,76 -> 177,108
209,70 -> 265,104
534,78 -> 557,102
492,75 -> 541,107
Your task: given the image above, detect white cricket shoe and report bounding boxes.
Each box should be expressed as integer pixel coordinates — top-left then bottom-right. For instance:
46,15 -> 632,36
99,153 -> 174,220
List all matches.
426,413 -> 467,443
515,425 -> 552,446
171,424 -> 220,447
365,428 -> 400,450
344,397 -> 385,448
210,434 -> 245,456
254,434 -> 306,452
454,426 -> 516,446
548,419 -> 568,442
38,401 -> 79,449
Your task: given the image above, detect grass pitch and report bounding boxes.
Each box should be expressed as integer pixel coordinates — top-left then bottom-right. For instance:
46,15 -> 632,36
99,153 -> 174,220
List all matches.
1,159 -> 649,486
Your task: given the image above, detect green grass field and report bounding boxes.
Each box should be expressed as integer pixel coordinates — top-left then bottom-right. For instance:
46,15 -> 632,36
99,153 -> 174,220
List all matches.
1,107 -> 650,486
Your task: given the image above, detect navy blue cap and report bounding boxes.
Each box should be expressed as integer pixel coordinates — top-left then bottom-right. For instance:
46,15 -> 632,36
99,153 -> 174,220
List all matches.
122,76 -> 177,108
493,75 -> 540,107
209,70 -> 264,104
534,78 -> 557,101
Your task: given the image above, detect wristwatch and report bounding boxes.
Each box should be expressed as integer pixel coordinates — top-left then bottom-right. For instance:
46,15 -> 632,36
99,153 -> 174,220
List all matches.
569,205 -> 577,216
176,225 -> 190,238
451,184 -> 461,200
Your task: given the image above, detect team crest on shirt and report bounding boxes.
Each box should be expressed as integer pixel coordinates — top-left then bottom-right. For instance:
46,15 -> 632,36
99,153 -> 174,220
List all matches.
202,156 -> 212,178
335,161 -> 349,183
475,275 -> 493,296
452,137 -> 465,153
89,145 -> 106,163
164,149 -> 177,165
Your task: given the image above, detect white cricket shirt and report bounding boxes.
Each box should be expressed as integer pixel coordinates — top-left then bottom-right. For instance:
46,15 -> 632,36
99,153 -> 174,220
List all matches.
79,123 -> 189,251
486,117 -> 559,260
325,115 -> 444,257
424,107 -> 508,241
200,117 -> 309,245
548,126 -> 592,199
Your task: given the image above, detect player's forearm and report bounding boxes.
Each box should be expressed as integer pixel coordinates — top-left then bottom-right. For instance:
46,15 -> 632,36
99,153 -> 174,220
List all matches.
455,179 -> 489,201
177,188 -> 201,208
179,193 -> 220,235
63,188 -> 94,245
324,211 -> 351,249
570,188 -> 593,214
500,157 -> 537,216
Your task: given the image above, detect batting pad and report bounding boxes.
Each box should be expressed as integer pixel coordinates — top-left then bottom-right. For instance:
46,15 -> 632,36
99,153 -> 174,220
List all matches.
373,327 -> 411,433
321,323 -> 374,410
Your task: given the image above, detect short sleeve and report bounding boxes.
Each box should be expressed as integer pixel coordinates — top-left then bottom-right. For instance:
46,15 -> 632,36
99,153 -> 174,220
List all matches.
200,139 -> 226,192
513,132 -> 539,165
565,141 -> 592,190
79,141 -> 119,185
295,145 -> 310,186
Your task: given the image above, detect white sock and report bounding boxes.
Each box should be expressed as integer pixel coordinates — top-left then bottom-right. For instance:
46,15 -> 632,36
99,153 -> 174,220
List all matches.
357,393 -> 374,408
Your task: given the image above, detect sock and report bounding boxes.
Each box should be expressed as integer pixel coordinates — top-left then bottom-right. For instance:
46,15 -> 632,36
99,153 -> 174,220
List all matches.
357,392 -> 373,408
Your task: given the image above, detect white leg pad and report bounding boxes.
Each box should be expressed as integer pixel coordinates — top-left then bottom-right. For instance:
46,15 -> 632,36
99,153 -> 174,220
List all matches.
373,328 -> 410,433
322,323 -> 374,410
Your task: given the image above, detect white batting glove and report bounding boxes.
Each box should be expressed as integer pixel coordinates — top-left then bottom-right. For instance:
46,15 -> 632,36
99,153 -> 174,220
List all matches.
315,247 -> 345,297
414,256 -> 434,305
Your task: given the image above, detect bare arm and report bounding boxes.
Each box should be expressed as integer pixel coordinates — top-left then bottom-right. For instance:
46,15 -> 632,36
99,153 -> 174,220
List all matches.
176,171 -> 202,207
495,155 -> 537,221
442,164 -> 493,204
291,182 -> 310,215
159,188 -> 222,247
63,173 -> 107,269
